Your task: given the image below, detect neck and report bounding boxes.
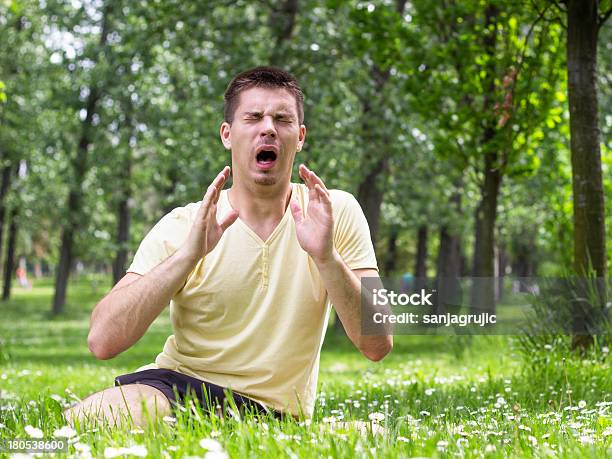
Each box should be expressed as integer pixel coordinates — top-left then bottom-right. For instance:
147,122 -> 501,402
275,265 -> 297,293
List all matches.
228,181 -> 293,223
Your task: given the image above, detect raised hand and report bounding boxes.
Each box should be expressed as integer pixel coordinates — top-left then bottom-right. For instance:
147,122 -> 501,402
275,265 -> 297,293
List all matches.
290,164 -> 334,263
179,166 -> 239,262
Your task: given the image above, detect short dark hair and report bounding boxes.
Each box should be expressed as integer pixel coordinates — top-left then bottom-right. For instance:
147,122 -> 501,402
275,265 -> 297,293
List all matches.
223,66 -> 304,124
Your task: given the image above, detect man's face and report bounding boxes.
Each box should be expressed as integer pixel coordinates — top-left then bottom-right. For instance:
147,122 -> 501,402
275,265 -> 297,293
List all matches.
220,86 -> 306,187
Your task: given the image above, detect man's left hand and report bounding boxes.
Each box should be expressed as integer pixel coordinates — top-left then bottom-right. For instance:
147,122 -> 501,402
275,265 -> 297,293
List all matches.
290,164 -> 334,263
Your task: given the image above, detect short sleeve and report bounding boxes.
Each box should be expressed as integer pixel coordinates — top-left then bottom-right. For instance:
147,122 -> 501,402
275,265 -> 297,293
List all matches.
331,190 -> 378,271
127,206 -> 194,276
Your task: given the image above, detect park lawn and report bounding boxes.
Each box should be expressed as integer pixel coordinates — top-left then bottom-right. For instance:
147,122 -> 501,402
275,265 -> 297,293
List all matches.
0,277 -> 611,458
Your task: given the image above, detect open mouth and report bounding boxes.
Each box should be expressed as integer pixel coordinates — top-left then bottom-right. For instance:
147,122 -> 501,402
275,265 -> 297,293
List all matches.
256,149 -> 278,168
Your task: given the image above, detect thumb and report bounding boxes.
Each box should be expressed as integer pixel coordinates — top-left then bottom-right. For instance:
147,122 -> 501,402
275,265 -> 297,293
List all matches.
219,209 -> 239,231
290,198 -> 304,224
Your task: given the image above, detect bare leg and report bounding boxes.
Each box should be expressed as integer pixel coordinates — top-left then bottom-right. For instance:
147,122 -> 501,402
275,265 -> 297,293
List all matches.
64,384 -> 172,428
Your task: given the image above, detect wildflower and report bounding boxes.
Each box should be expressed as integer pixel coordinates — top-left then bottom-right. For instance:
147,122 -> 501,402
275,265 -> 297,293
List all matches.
602,427 -> 612,437
527,435 -> 537,446
419,411 -> 430,417
602,346 -> 609,355
436,440 -> 448,451
578,400 -> 586,409
397,436 -> 409,443
104,447 -> 122,458
485,444 -> 496,453
24,425 -> 44,438
162,416 -> 176,425
368,412 -> 385,423
579,435 -> 594,445
544,344 -> 552,350
53,426 -> 77,438
130,427 -> 144,435
518,425 -> 531,432
74,442 -> 91,453
200,439 -> 223,452
425,388 -> 435,396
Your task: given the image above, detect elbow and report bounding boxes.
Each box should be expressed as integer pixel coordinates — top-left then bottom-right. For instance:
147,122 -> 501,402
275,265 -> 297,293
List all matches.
87,331 -> 116,360
360,337 -> 393,362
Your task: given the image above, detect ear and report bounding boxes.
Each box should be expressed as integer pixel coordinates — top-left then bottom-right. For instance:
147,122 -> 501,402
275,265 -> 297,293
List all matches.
220,122 -> 231,150
296,124 -> 306,152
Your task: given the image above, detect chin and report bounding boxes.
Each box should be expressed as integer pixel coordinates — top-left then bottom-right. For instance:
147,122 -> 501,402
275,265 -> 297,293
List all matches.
254,176 -> 277,186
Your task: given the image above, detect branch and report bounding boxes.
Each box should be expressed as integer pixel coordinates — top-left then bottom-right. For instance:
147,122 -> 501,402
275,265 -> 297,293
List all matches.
599,6 -> 612,28
551,0 -> 567,14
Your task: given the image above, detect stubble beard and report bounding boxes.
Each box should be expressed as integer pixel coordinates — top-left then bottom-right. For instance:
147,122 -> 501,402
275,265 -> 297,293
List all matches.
254,173 -> 277,186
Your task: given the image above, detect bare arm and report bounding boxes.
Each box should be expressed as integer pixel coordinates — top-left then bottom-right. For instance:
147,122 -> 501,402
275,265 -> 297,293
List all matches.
314,259 -> 392,361
87,167 -> 239,360
290,164 -> 392,361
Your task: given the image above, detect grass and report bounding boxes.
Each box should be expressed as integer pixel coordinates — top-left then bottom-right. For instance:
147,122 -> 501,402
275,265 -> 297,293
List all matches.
0,276 -> 611,458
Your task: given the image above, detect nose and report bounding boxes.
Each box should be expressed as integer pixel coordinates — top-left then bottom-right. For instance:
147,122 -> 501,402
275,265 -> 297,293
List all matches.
260,115 -> 277,139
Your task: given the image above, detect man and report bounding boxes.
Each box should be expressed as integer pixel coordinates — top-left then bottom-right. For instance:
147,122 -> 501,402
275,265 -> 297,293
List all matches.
65,67 -> 392,427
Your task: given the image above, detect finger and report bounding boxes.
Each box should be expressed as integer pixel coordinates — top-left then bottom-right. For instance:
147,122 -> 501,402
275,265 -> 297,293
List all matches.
219,209 -> 239,231
308,170 -> 329,196
202,167 -> 230,212
315,184 -> 332,208
290,198 -> 304,224
299,164 -> 314,189
212,166 -> 231,204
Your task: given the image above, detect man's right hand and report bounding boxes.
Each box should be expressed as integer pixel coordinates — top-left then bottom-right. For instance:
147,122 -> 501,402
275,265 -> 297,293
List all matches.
88,166 -> 239,360
178,166 -> 239,262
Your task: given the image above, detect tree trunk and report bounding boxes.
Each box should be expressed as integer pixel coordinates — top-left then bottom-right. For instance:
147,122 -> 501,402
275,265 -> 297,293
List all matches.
436,225 -> 463,313
355,0 -> 407,246
567,0 -> 607,349
384,224 -> 399,276
268,0 -> 299,66
356,153 -> 388,245
112,187 -> 131,285
52,2 -> 111,314
414,225 -> 428,278
567,1 -> 606,278
496,245 -> 507,302
0,165 -> 12,274
470,3 -> 501,315
2,208 -> 17,300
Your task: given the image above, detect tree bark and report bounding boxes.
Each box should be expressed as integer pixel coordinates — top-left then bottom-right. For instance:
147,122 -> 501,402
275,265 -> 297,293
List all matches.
2,208 -> 17,300
52,2 -> 112,314
470,3 -> 501,315
567,0 -> 606,278
113,183 -> 131,285
0,165 -> 13,274
268,0 -> 299,66
414,225 -> 428,292
436,225 -> 463,313
384,224 -> 399,276
566,0 -> 607,349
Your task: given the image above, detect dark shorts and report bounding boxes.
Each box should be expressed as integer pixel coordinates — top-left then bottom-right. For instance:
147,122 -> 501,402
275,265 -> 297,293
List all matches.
114,369 -> 277,418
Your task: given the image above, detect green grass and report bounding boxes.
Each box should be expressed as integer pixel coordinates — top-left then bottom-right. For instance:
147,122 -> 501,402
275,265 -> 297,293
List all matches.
0,277 -> 611,458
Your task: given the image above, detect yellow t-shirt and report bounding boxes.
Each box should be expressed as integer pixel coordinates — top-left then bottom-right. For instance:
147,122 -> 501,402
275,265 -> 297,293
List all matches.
127,182 -> 377,417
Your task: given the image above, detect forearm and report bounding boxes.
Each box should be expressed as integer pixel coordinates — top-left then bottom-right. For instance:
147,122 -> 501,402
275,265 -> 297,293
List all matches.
88,249 -> 198,359
315,250 -> 393,361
